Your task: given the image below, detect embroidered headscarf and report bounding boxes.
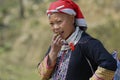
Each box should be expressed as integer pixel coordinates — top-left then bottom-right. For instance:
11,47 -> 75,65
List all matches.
47,0 -> 87,29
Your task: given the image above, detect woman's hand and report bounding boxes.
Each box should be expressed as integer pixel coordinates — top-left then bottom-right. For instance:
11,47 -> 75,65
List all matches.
50,34 -> 63,54
48,34 -> 63,64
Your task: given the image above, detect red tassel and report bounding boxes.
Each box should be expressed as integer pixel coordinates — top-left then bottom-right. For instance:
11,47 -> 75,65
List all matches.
69,42 -> 75,51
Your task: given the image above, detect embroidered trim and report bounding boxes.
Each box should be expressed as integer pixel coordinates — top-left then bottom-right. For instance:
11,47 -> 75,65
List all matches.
38,55 -> 55,80
95,66 -> 115,80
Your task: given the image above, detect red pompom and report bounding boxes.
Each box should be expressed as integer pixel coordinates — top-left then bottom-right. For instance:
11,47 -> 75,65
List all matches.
69,42 -> 75,51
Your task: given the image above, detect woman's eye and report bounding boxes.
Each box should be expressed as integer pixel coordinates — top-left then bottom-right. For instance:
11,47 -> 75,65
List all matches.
50,23 -> 54,26
57,21 -> 62,24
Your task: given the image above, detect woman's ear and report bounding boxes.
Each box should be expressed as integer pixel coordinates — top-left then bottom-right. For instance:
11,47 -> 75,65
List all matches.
70,15 -> 75,24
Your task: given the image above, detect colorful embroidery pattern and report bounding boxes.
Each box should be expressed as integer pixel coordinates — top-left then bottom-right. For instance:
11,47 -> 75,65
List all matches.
51,50 -> 72,80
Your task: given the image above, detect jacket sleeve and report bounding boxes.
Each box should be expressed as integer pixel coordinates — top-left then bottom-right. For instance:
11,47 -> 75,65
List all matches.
84,39 -> 117,80
38,55 -> 56,80
37,47 -> 56,80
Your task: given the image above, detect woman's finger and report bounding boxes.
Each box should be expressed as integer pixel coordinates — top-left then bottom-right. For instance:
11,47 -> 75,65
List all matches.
56,37 -> 63,46
53,35 -> 61,43
52,34 -> 59,41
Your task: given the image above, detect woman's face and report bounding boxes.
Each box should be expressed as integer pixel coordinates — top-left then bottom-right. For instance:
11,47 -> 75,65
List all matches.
49,13 -> 75,40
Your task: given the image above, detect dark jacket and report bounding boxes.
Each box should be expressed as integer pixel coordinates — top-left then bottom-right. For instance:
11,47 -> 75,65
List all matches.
47,32 -> 117,80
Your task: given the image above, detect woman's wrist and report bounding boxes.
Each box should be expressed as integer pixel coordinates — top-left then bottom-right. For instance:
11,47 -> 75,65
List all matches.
48,52 -> 57,66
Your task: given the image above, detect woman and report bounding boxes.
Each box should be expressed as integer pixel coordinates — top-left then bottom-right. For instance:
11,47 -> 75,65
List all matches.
38,0 -> 117,80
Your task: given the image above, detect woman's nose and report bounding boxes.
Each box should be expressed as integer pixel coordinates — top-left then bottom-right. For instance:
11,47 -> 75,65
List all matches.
53,24 -> 60,29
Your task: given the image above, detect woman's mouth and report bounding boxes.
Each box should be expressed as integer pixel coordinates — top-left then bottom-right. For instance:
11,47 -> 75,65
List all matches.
58,31 -> 64,37
56,31 -> 64,35
55,31 -> 64,38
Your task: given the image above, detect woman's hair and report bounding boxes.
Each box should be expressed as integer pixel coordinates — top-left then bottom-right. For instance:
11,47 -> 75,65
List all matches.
74,22 -> 87,31
79,27 -> 87,31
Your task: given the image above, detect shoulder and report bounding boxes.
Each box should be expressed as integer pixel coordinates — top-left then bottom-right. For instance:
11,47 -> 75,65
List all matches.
78,32 -> 104,51
78,32 -> 101,45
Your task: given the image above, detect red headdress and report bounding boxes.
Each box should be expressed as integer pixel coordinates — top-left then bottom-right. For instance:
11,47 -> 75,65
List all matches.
47,0 -> 87,28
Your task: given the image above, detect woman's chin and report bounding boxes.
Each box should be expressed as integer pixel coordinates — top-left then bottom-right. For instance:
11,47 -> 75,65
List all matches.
61,35 -> 66,40
63,36 -> 69,40
61,34 -> 69,40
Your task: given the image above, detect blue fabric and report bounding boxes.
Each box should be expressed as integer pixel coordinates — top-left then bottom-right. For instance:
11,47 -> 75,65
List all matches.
112,52 -> 120,80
